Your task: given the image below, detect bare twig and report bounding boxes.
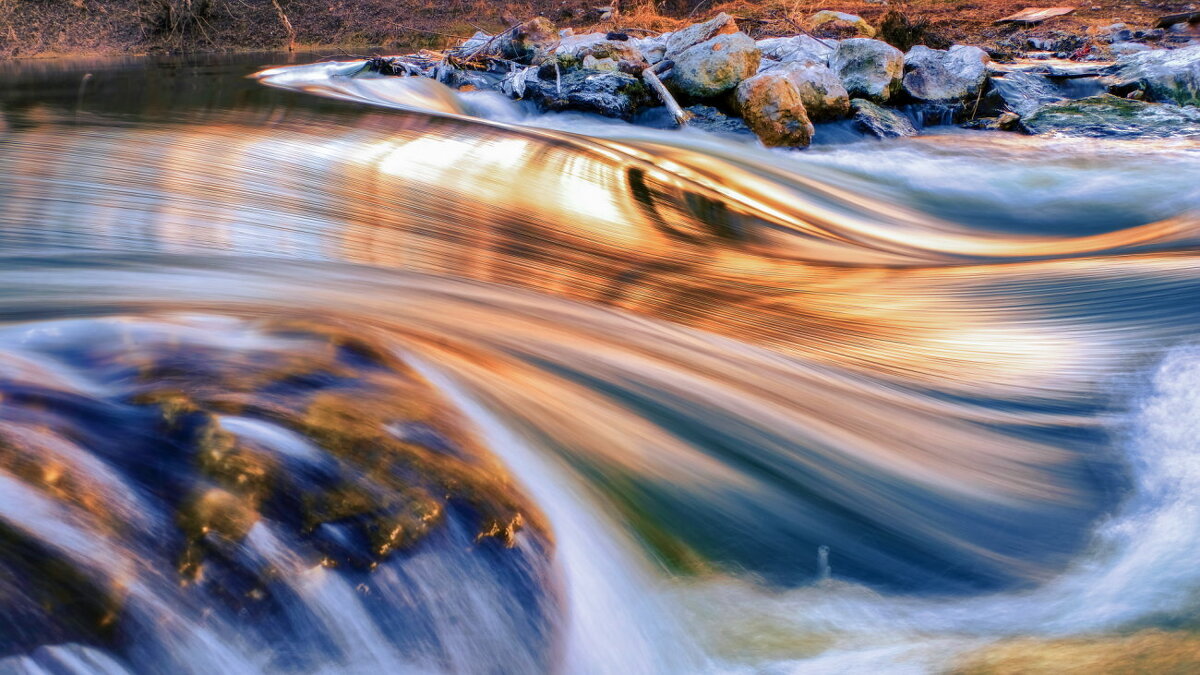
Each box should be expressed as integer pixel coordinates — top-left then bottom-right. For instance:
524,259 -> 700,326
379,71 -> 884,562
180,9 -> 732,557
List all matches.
270,0 -> 295,52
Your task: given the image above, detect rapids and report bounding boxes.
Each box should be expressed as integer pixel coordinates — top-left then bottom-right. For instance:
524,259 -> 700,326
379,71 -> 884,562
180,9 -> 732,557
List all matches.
1,53 -> 1199,673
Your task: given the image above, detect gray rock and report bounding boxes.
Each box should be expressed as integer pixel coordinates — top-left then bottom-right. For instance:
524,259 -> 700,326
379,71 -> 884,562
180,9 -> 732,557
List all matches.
1110,42 -> 1152,55
525,69 -> 654,119
671,32 -> 761,98
986,71 -> 1066,117
776,61 -> 850,121
555,33 -> 644,65
902,45 -> 989,101
1022,94 -> 1200,137
665,13 -> 739,57
756,35 -> 836,70
684,105 -> 754,137
1111,43 -> 1200,106
735,69 -> 815,146
830,38 -> 904,102
851,98 -> 917,138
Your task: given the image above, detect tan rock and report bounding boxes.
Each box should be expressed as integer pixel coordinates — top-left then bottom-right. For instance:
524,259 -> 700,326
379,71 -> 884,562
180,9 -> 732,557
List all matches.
735,70 -> 815,147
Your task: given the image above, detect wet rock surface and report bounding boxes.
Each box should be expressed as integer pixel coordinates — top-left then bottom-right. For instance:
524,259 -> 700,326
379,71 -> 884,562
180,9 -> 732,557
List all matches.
526,69 -> 654,119
852,98 -> 918,138
1022,94 -> 1200,137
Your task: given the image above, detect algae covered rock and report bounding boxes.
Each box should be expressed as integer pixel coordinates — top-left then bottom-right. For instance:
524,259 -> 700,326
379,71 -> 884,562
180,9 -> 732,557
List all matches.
1111,43 -> 1200,106
672,32 -> 761,98
902,44 -> 989,101
736,70 -> 815,147
1022,94 -> 1200,138
830,38 -> 904,102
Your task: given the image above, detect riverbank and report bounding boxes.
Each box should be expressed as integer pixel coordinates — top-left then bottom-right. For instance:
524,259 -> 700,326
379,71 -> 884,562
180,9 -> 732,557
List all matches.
0,0 -> 1189,59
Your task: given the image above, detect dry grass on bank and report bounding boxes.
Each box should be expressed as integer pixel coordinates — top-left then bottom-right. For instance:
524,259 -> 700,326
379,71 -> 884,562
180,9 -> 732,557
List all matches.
0,0 -> 1186,59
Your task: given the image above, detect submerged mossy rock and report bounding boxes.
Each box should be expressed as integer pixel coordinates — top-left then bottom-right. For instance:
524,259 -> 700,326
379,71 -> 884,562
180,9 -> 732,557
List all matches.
851,98 -> 917,138
736,70 -> 815,147
525,69 -> 655,119
1111,43 -> 1200,106
902,45 -> 989,101
671,32 -> 761,98
1022,94 -> 1200,138
830,38 -> 905,103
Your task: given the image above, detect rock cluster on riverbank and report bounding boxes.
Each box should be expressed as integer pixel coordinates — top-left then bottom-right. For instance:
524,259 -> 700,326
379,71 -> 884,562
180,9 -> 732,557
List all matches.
361,10 -> 1200,145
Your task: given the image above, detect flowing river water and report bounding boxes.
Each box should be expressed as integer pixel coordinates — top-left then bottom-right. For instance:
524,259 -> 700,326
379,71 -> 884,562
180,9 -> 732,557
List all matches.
1,53 -> 1200,674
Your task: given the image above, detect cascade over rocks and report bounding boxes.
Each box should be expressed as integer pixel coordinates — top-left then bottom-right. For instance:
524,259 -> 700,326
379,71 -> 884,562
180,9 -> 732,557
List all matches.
1022,94 -> 1200,138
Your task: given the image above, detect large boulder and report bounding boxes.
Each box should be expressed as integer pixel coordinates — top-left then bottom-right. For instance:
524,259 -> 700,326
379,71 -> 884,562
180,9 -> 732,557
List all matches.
665,12 -> 739,57
1110,43 -> 1200,106
735,70 -> 815,147
984,71 -> 1066,117
776,61 -> 850,121
902,45 -> 989,101
671,32 -> 761,98
1022,94 -> 1200,138
830,38 -> 904,102
851,98 -> 917,138
525,70 -> 654,119
757,34 -> 837,68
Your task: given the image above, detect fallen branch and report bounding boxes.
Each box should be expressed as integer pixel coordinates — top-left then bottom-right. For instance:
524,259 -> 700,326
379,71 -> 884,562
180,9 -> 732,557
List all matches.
642,66 -> 689,127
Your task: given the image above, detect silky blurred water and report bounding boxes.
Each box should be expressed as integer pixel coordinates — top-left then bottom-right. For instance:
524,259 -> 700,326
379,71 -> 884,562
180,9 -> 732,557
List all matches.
1,54 -> 1200,674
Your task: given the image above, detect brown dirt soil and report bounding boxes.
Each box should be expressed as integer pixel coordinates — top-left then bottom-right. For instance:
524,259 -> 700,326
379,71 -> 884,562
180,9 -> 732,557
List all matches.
0,0 -> 1191,59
